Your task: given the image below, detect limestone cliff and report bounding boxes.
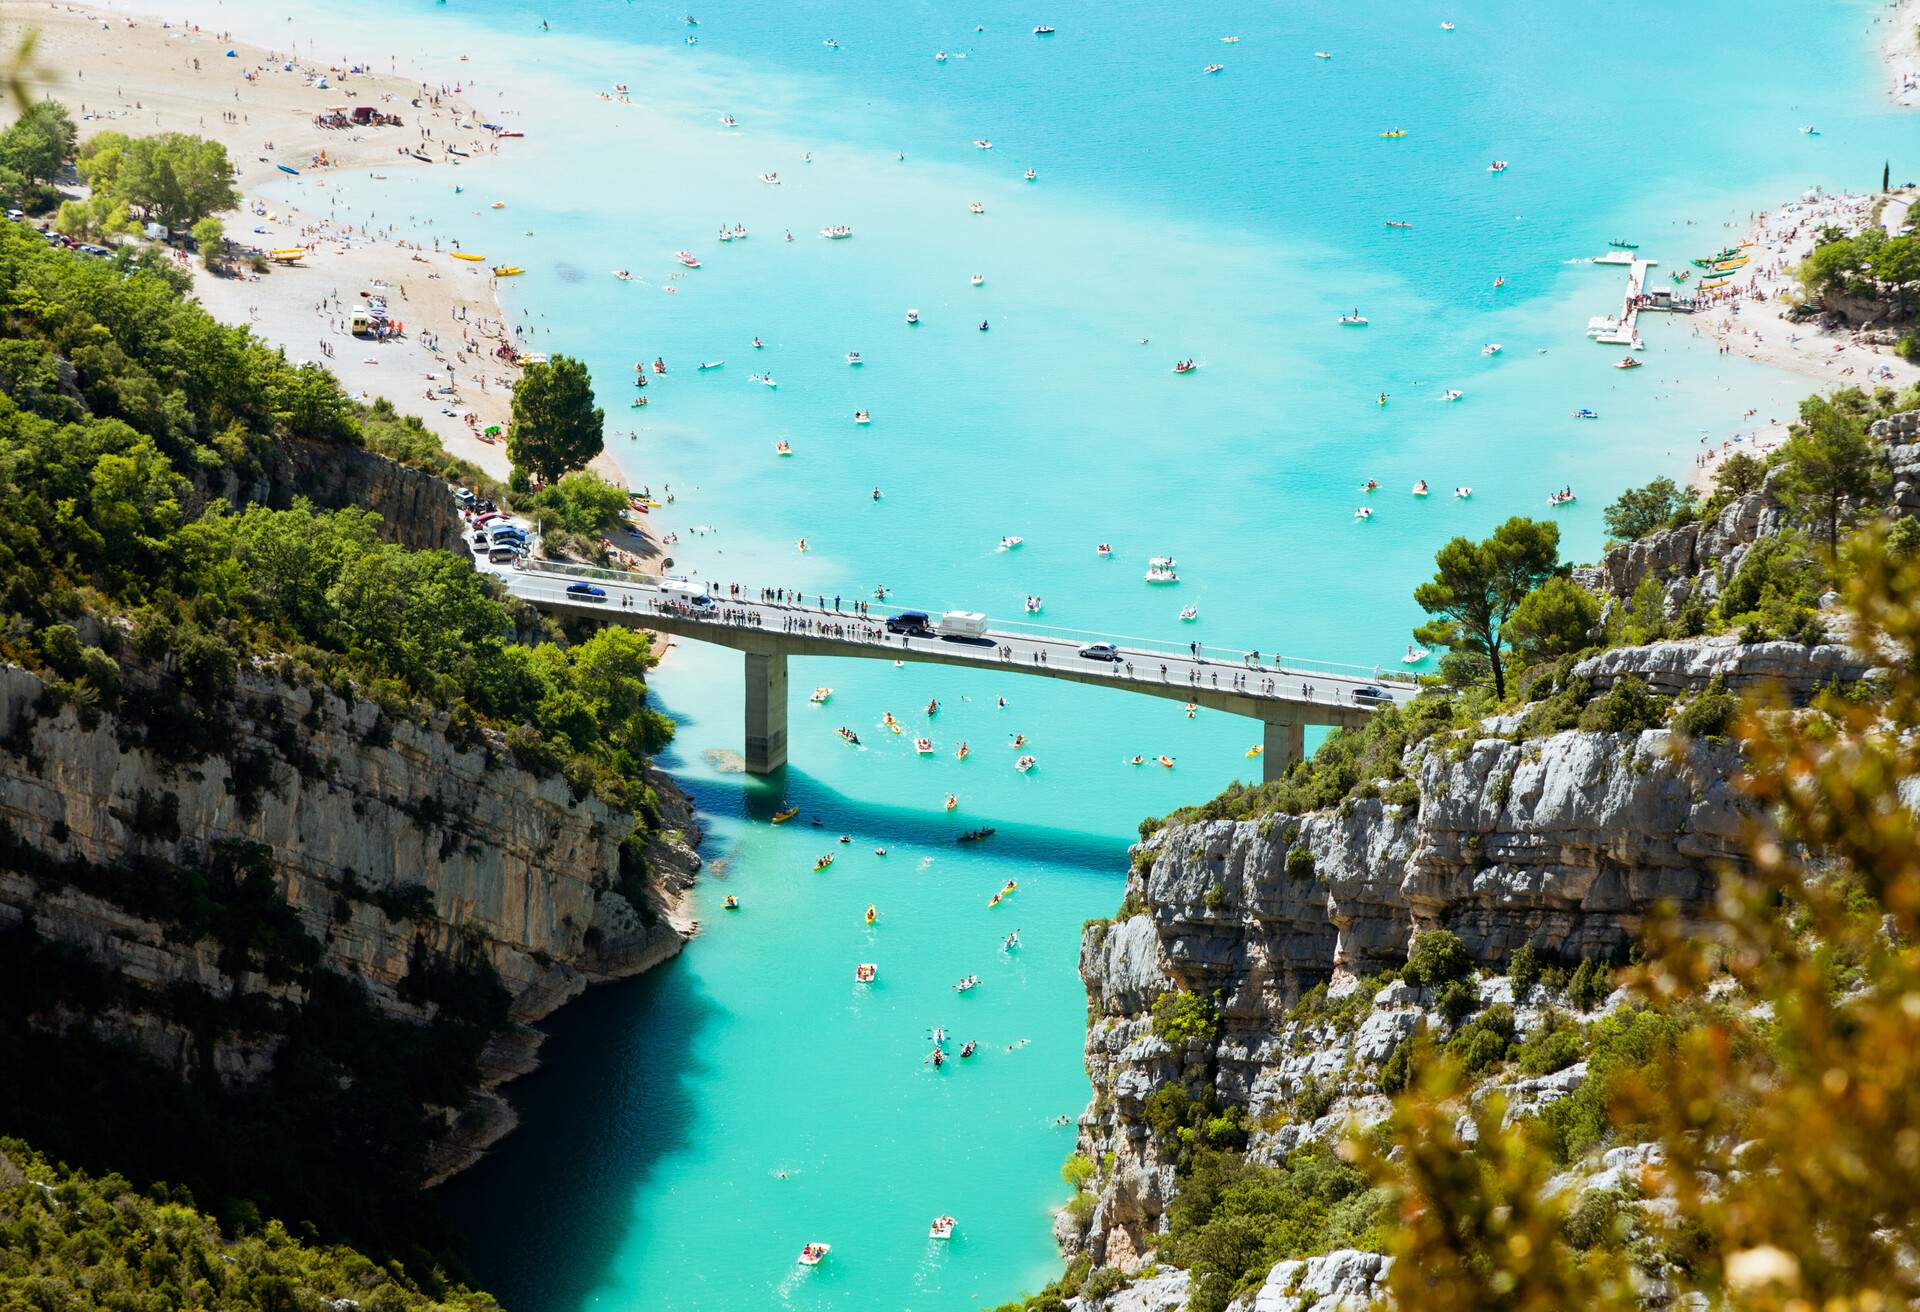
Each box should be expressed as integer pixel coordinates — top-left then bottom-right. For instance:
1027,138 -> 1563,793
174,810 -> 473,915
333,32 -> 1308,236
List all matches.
0,649 -> 700,1180
1066,714 -> 1744,1272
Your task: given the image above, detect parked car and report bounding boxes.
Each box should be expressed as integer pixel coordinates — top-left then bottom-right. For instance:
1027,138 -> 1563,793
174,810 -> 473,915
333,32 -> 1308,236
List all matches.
1350,685 -> 1392,706
1078,643 -> 1122,663
565,582 -> 608,602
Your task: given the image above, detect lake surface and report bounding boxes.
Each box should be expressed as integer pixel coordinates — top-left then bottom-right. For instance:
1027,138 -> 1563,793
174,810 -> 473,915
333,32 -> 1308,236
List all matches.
139,0 -> 1914,1304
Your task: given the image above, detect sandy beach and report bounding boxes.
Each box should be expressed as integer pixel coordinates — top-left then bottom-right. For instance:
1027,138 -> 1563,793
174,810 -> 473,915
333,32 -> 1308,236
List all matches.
1681,186 -> 1920,488
1883,0 -> 1920,105
3,0 -> 527,480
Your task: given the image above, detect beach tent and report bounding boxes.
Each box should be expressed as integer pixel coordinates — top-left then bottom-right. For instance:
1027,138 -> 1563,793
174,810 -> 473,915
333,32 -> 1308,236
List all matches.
225,49 -> 236,57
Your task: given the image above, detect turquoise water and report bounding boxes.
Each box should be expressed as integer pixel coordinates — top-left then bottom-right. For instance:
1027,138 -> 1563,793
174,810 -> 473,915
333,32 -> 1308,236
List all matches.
154,0 -> 1912,1303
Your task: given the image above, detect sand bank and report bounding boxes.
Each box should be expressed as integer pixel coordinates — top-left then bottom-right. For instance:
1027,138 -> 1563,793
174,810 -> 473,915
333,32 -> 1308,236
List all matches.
3,0 -> 524,480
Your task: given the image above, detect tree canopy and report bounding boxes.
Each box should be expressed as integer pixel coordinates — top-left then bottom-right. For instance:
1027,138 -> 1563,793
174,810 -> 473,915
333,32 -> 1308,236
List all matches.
77,128 -> 238,229
506,353 -> 604,485
0,99 -> 75,186
1601,475 -> 1692,544
1775,392 -> 1886,549
1412,517 -> 1562,699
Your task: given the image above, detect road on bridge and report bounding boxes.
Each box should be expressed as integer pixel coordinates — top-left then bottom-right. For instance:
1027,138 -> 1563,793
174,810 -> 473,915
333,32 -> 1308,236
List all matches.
490,561 -> 1420,780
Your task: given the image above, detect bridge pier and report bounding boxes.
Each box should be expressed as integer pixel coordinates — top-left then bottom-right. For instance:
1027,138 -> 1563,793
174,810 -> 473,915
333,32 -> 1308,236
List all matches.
1261,719 -> 1304,784
744,651 -> 788,774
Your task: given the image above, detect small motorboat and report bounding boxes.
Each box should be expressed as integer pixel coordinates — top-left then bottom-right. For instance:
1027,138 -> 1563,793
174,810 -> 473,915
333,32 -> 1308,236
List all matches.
970,274 -> 985,286
906,308 -> 921,324
724,895 -> 740,909
1144,568 -> 1179,583
1402,644 -> 1430,664
1015,755 -> 1037,773
1315,51 -> 1333,58
811,687 -> 833,703
973,139 -> 994,149
1156,755 -> 1175,769
1338,311 -> 1369,325
772,805 -> 799,824
820,225 -> 854,239
1222,35 -> 1240,42
676,250 -> 701,268
1354,507 -> 1374,521
999,535 -> 1024,550
944,793 -> 958,811
612,270 -> 632,281
1482,343 -> 1503,355
953,975 -> 980,992
856,963 -> 877,983
1024,168 -> 1037,180
798,1243 -> 830,1267
823,38 -> 839,48
1024,597 -> 1042,613
1571,408 -> 1599,420
1488,160 -> 1508,173
774,440 -> 793,455
1412,480 -> 1429,496
956,827 -> 996,843
846,351 -> 863,365
1454,486 -> 1472,498
1172,359 -> 1199,373
1033,24 -> 1055,34
813,854 -> 835,872
1179,606 -> 1198,621
760,172 -> 780,185
1548,490 -> 1579,506
1097,543 -> 1114,556
1442,389 -> 1463,401
1385,220 -> 1413,229
855,411 -> 871,424
988,879 -> 1019,906
1203,63 -> 1224,74
1441,20 -> 1456,30
1614,357 -> 1642,370
935,51 -> 948,61
915,737 -> 935,754
969,202 -> 985,214
698,360 -> 725,370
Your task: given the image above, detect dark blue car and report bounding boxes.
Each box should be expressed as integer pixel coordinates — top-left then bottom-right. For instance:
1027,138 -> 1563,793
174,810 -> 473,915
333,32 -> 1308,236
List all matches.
566,582 -> 608,603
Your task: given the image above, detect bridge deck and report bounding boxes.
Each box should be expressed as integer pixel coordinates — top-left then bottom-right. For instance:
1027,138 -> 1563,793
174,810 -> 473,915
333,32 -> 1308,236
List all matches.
495,563 -> 1416,780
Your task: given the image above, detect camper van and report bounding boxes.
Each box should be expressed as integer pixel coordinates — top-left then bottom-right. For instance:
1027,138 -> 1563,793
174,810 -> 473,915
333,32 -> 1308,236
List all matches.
938,610 -> 990,640
660,577 -> 715,609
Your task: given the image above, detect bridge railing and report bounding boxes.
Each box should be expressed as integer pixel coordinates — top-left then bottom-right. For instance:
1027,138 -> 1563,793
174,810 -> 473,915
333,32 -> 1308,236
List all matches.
505,559 -> 1422,687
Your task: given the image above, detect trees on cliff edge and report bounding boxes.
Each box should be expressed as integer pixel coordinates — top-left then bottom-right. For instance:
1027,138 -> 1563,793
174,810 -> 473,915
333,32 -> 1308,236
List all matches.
1412,517 -> 1561,700
506,353 -> 604,487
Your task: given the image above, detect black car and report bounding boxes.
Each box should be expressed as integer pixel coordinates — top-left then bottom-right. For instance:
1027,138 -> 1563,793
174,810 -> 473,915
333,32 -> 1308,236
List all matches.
1350,684 -> 1392,706
1078,643 -> 1122,663
886,611 -> 932,635
566,582 -> 609,603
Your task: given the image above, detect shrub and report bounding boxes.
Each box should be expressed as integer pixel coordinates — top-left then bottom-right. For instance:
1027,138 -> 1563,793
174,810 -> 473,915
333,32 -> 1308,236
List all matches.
1566,958 -> 1612,1012
1151,990 -> 1220,1044
1508,943 -> 1542,998
1436,978 -> 1478,1027
1286,847 -> 1316,880
1292,1075 -> 1336,1122
1380,1031 -> 1419,1094
1061,1152 -> 1096,1190
1672,675 -> 1738,740
1405,929 -> 1473,987
1514,1011 -> 1583,1076
1577,677 -> 1666,735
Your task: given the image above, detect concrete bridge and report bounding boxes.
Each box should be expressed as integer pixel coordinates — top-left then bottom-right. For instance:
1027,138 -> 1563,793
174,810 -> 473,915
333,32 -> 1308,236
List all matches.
495,562 -> 1418,782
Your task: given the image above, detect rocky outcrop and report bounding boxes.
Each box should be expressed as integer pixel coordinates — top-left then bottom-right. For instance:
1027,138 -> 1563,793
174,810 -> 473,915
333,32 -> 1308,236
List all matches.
1573,478 -> 1783,604
1231,1250 -> 1393,1312
1067,723 -> 1747,1270
192,436 -> 466,554
1571,633 -> 1872,701
0,655 -> 699,1176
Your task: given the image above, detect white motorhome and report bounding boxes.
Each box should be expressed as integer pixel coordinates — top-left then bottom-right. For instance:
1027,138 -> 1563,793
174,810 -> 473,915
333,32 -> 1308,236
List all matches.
938,610 -> 990,638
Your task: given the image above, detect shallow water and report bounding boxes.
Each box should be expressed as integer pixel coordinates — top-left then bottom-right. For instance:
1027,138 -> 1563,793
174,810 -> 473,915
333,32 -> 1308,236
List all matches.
150,0 -> 1913,1303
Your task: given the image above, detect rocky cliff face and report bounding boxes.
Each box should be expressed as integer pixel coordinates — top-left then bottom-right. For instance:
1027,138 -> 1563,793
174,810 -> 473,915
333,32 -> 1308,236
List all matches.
1066,717 -> 1746,1274
192,435 -> 468,555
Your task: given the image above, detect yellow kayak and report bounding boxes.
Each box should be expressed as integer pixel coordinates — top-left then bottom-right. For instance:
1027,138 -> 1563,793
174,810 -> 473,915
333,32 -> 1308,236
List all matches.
772,805 -> 799,824
493,265 -> 524,276
813,855 -> 835,872
451,252 -> 486,261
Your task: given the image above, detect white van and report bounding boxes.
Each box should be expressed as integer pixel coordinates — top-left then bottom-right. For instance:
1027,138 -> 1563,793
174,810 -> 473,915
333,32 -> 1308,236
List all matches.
938,610 -> 990,639
660,577 -> 714,609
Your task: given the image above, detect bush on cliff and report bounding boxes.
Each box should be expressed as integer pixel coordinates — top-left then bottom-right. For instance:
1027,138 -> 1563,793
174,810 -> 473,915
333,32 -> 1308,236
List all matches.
1404,929 -> 1474,988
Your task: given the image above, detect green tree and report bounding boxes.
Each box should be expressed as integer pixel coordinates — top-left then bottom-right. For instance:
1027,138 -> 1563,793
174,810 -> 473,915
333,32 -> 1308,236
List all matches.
1601,476 -> 1691,543
0,100 -> 76,185
528,469 -> 627,534
1413,517 -> 1562,700
1775,393 -> 1884,549
1505,575 -> 1601,665
1712,449 -> 1767,501
83,131 -> 238,229
190,215 -> 224,268
507,353 -> 604,484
